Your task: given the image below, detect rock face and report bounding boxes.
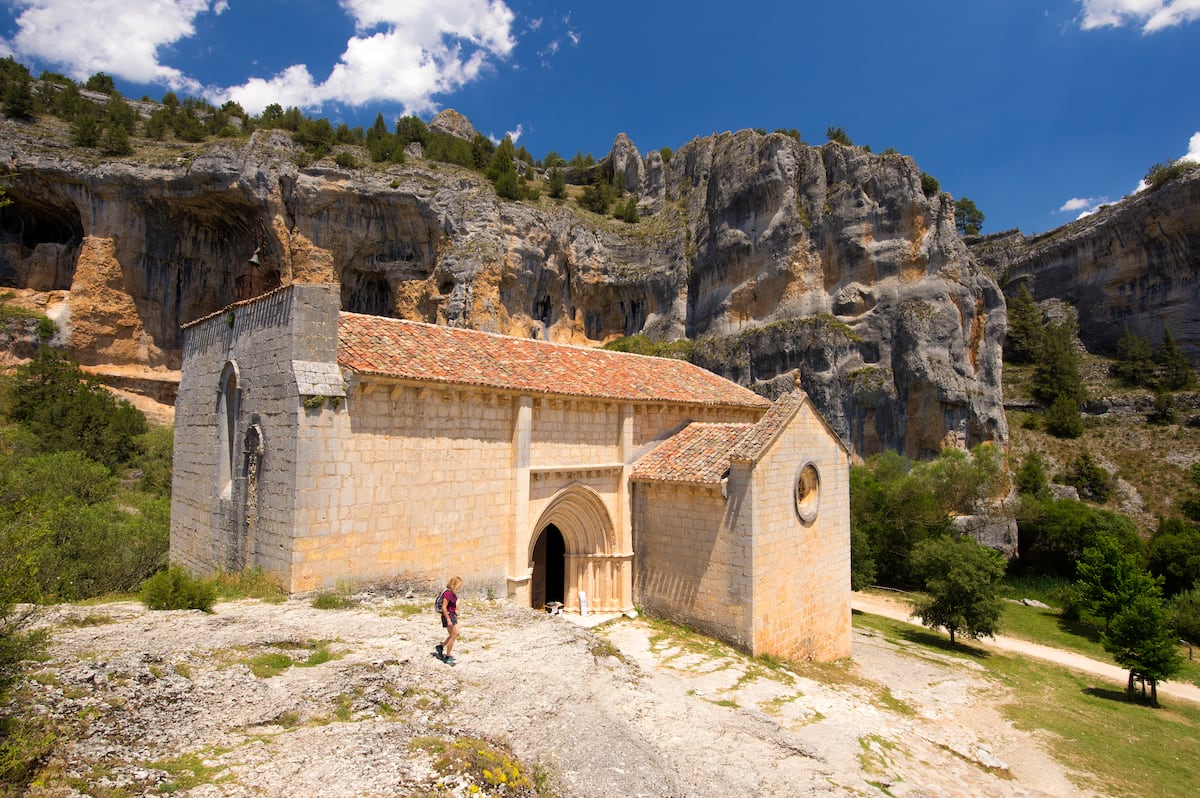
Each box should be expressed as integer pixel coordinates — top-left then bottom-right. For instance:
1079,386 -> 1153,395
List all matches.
969,168 -> 1200,362
0,117 -> 1007,458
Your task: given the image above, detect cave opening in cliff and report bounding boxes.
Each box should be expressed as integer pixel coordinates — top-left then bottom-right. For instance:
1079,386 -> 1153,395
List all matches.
0,196 -> 83,289
342,272 -> 394,317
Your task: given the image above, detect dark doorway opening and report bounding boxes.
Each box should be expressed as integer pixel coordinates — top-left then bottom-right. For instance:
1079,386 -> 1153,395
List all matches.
531,524 -> 565,609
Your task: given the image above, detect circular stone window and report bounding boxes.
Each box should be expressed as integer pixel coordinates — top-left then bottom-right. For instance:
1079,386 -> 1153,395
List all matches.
794,463 -> 821,523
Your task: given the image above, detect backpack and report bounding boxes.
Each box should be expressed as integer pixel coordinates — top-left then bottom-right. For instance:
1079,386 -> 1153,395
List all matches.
435,591 -> 444,615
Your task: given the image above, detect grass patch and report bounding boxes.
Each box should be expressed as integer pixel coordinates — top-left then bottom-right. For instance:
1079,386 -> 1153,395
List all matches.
150,750 -> 229,792
212,567 -> 287,603
59,613 -> 116,627
247,652 -> 293,678
998,601 -> 1200,689
311,582 -> 359,609
225,640 -> 340,677
856,610 -> 1200,796
587,636 -> 625,662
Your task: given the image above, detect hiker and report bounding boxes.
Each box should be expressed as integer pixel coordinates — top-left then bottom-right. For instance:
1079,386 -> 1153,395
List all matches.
436,576 -> 463,665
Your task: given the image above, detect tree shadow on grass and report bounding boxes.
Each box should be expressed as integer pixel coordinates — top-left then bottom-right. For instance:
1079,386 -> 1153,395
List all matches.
1082,685 -> 1132,703
1055,613 -> 1104,645
1082,684 -> 1163,708
892,624 -> 994,660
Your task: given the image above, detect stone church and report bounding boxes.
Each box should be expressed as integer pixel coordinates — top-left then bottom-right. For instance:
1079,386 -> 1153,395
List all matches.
170,283 -> 851,660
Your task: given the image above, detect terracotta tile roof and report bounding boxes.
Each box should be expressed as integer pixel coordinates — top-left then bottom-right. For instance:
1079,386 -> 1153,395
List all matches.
337,313 -> 771,408
631,423 -> 751,484
727,390 -> 805,462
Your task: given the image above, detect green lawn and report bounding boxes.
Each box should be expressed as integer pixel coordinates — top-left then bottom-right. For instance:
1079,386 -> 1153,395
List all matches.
999,600 -> 1200,689
854,612 -> 1200,797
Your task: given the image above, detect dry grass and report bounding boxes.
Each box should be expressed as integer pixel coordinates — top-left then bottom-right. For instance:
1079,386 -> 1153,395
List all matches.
1003,354 -> 1200,532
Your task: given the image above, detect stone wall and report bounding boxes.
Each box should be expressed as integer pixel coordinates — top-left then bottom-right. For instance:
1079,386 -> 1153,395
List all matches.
633,481 -> 752,648
171,284 -> 344,586
746,400 -> 852,661
313,382 -> 518,593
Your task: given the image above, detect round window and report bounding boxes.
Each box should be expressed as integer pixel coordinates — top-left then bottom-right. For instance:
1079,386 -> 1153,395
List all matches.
794,463 -> 820,523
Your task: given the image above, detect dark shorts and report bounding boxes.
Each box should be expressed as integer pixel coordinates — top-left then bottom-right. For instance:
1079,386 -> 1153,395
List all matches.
442,613 -> 458,629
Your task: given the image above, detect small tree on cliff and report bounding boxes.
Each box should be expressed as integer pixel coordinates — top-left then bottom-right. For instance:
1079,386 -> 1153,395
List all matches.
911,535 -> 1005,645
825,126 -> 852,146
954,196 -> 985,236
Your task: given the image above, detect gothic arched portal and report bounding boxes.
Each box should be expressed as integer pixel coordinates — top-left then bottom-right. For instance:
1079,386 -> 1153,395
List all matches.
527,484 -> 631,613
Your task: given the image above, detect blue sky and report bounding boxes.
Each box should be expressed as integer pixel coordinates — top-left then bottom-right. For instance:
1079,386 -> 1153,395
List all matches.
2,0 -> 1197,235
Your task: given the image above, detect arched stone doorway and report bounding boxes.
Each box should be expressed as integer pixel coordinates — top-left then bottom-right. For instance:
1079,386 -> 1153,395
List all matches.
527,484 -> 633,614
530,524 -> 565,609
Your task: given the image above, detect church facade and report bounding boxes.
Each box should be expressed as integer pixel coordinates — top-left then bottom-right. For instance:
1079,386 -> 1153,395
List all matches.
170,283 -> 851,660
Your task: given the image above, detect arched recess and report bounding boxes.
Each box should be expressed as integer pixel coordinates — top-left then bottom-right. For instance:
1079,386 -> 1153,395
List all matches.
217,361 -> 241,499
527,484 -> 631,613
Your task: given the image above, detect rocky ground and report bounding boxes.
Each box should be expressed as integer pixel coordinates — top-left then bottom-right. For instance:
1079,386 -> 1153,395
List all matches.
13,590 -> 1097,798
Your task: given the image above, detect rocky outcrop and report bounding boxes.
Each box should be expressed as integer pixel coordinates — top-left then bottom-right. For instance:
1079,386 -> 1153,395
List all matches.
0,117 -> 1006,458
427,108 -> 477,140
969,168 -> 1200,362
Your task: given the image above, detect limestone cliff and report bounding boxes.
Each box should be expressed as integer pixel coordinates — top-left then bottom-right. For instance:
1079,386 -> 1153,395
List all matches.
969,168 -> 1200,362
0,117 -> 1007,458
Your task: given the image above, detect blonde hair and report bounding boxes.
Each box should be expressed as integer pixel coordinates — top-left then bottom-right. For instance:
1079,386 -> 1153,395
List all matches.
447,576 -> 463,591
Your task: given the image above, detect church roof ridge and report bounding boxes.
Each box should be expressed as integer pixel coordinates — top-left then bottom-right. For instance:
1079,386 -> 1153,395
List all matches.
337,312 -> 771,409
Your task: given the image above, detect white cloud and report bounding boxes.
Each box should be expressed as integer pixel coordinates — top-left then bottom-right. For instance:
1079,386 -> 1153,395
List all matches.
1185,131 -> 1200,163
3,0 -> 520,118
220,0 -> 517,115
1059,197 -> 1102,212
1059,196 -> 1110,218
3,0 -> 220,91
1079,0 -> 1200,32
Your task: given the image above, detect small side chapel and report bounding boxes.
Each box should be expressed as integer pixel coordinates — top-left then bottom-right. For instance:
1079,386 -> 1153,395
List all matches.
170,283 -> 852,660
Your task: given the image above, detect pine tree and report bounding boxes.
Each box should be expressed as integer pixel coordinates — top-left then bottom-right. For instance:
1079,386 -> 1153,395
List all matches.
1004,284 -> 1043,364
1032,319 -> 1086,408
99,119 -> 132,155
1113,325 -> 1156,387
1157,328 -> 1196,391
1,69 -> 34,120
71,108 -> 100,147
548,166 -> 565,199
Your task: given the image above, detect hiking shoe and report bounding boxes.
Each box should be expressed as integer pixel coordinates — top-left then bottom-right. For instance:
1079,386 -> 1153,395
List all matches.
443,656 -> 456,666
435,644 -> 444,658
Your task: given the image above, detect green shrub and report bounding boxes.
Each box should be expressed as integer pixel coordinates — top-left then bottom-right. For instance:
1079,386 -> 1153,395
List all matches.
1144,159 -> 1199,191
1015,497 -> 1141,578
920,172 -> 940,196
1044,394 -> 1084,439
825,126 -> 852,146
311,591 -> 357,609
141,566 -> 217,612
333,151 -> 360,169
6,346 -> 147,470
1172,587 -> 1200,646
213,566 -> 286,601
1058,452 -> 1116,503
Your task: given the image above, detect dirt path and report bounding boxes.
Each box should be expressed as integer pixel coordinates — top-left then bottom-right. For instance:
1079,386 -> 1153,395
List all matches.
851,592 -> 1200,706
18,591 -> 1099,797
